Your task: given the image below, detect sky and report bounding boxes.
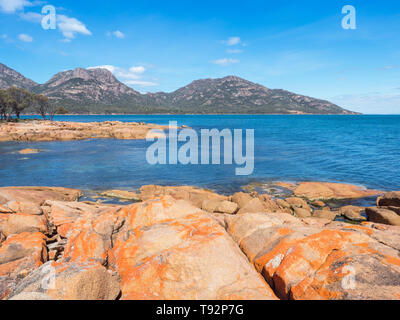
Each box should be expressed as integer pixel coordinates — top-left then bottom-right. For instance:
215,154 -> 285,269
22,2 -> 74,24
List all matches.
0,0 -> 400,114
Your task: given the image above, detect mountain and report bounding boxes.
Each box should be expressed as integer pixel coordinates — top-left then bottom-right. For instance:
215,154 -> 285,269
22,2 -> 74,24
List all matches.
33,68 -> 146,113
0,63 -> 358,114
149,76 -> 355,114
0,63 -> 38,90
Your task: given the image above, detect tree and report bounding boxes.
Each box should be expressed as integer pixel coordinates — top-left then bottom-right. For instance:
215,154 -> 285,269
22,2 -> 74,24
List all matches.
6,87 -> 33,119
0,90 -> 16,121
56,106 -> 69,115
33,94 -> 57,120
0,90 -> 8,120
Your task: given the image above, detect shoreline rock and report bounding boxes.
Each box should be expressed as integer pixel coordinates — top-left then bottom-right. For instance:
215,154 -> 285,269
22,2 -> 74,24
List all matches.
0,120 -> 172,142
1,184 -> 399,300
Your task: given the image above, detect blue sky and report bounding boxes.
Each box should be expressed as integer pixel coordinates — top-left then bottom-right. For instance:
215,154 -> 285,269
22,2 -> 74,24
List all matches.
1,0 -> 400,113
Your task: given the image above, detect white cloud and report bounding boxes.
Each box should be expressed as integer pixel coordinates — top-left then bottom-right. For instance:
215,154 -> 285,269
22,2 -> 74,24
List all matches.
18,33 -> 33,42
0,0 -> 32,13
88,65 -> 116,73
222,36 -> 241,46
113,30 -> 125,39
20,11 -> 91,41
212,58 -> 239,66
0,34 -> 7,39
227,48 -> 243,54
58,14 -> 91,40
129,66 -> 145,74
19,11 -> 41,22
124,80 -> 157,86
87,65 -> 157,87
106,30 -> 126,39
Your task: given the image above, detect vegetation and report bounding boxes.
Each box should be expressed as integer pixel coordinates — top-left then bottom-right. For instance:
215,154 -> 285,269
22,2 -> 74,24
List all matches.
0,87 -> 56,121
55,106 -> 69,115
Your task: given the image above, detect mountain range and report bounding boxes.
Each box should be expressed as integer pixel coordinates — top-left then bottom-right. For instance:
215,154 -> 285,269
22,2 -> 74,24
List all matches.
0,62 -> 358,115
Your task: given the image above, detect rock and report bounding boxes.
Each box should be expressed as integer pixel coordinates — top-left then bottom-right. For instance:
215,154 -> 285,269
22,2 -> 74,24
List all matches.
312,201 -> 326,208
377,192 -> 400,207
108,196 -> 277,300
62,208 -> 123,266
0,187 -> 82,208
1,214 -> 47,237
45,200 -> 119,238
292,182 -> 382,200
18,148 -> 41,155
285,197 -> 311,212
215,201 -> 238,215
0,232 -> 47,300
232,192 -> 253,208
6,200 -> 43,215
293,207 -> 312,218
339,206 -> 366,221
9,292 -> 53,300
258,195 -> 280,212
238,198 -> 266,215
100,190 -> 140,201
313,210 -> 337,221
381,206 -> 400,215
0,121 -> 171,142
201,199 -> 221,213
276,199 -> 291,209
366,207 -> 400,226
0,205 -> 13,213
226,212 -> 400,300
138,185 -> 227,208
8,261 -> 121,300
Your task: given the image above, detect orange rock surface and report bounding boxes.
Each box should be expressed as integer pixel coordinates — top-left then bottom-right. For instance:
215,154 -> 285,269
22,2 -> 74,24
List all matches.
226,212 -> 400,300
292,182 -> 382,200
0,121 -> 171,142
1,185 -> 400,301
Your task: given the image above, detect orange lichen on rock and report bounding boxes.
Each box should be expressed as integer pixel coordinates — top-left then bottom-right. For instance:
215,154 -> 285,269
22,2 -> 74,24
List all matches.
0,232 -> 48,300
226,212 -> 400,300
108,196 -> 277,300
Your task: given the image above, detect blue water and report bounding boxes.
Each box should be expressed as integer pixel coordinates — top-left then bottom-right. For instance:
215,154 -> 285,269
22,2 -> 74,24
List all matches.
0,115 -> 399,194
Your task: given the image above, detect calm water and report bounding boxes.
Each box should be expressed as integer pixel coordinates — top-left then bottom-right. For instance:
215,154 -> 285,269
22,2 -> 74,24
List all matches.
0,115 -> 399,194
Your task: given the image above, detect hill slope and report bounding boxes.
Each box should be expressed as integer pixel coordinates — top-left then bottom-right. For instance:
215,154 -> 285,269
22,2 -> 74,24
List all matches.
0,63 -> 38,90
0,63 -> 357,114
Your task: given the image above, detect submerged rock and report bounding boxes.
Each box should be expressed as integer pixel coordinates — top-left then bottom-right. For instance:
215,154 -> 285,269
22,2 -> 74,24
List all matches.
18,148 -> 42,155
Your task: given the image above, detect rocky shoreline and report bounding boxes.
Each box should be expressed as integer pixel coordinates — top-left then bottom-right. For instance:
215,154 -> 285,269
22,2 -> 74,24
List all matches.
0,120 -> 171,142
0,182 -> 399,300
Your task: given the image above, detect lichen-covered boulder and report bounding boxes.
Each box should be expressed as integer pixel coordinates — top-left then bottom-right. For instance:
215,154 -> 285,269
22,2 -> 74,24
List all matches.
226,212 -> 400,300
108,196 -> 277,300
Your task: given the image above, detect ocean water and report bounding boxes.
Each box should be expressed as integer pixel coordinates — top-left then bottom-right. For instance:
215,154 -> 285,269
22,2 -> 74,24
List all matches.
0,115 -> 399,194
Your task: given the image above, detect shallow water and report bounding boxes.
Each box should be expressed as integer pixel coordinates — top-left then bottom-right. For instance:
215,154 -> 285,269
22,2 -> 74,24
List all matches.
0,115 -> 399,194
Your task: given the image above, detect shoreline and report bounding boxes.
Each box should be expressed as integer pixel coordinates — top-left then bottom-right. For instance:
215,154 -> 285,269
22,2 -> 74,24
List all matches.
22,113 -> 369,116
0,120 -> 172,142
